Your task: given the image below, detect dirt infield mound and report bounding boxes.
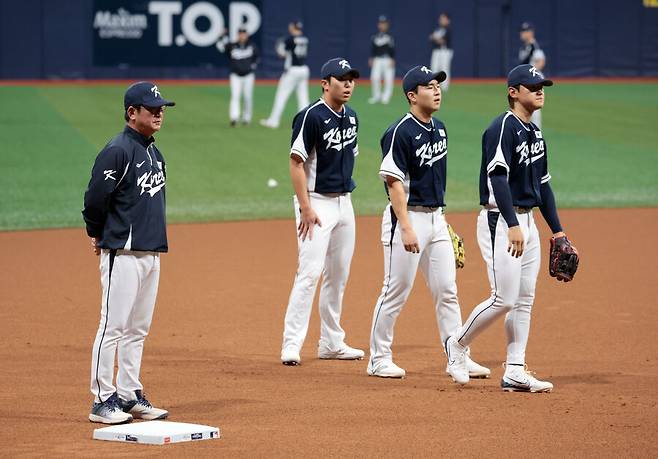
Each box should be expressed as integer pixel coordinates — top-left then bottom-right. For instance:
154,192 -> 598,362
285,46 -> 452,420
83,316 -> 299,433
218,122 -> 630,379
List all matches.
1,208 -> 656,457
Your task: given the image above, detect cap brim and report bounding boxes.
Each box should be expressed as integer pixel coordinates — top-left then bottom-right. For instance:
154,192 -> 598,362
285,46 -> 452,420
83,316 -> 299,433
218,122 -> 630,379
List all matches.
540,79 -> 553,87
433,71 -> 447,83
143,98 -> 176,108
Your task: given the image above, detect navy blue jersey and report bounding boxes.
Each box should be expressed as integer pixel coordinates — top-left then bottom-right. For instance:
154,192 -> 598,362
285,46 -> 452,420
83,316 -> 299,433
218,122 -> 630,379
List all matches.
379,113 -> 448,207
371,32 -> 395,58
518,41 -> 545,67
431,26 -> 451,49
82,126 -> 168,252
283,35 -> 308,68
290,99 -> 359,193
218,37 -> 259,76
479,110 -> 551,208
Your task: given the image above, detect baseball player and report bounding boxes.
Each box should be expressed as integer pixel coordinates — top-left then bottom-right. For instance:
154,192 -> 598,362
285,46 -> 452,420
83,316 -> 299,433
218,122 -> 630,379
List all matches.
82,81 -> 172,424
368,15 -> 395,105
260,20 -> 309,129
518,22 -> 546,127
429,13 -> 453,91
445,65 -> 578,392
368,66 -> 489,379
217,27 -> 260,126
280,58 -> 363,366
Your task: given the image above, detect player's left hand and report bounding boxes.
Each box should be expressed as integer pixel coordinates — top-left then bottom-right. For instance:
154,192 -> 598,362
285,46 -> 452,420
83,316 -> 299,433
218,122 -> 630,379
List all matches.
447,224 -> 465,269
549,234 -> 579,282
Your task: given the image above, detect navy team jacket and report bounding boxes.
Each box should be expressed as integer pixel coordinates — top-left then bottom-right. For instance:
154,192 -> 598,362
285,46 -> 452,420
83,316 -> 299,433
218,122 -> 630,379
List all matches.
82,126 -> 168,252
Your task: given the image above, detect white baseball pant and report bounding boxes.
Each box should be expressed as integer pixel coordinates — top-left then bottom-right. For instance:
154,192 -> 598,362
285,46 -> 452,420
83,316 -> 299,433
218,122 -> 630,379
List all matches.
431,48 -> 454,91
229,72 -> 255,123
282,192 -> 355,352
267,65 -> 310,126
370,56 -> 395,103
456,209 -> 541,366
369,205 -> 462,365
90,249 -> 160,403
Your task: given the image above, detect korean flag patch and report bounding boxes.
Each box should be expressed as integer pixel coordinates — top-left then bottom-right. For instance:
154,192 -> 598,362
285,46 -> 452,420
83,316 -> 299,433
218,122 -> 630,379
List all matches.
349,116 -> 356,124
439,129 -> 446,137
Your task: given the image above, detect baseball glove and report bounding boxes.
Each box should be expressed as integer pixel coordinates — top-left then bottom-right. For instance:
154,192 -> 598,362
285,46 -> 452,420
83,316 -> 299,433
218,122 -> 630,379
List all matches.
549,235 -> 579,282
447,224 -> 465,269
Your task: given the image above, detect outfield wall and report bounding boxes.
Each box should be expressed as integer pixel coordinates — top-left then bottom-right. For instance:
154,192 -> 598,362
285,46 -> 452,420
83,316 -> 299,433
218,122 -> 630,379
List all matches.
1,0 -> 657,79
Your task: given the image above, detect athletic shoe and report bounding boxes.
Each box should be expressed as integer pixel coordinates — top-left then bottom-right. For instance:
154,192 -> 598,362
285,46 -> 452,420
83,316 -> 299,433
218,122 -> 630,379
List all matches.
259,119 -> 279,129
368,97 -> 380,104
317,343 -> 365,360
445,336 -> 469,385
501,364 -> 553,393
230,120 -> 237,127
281,347 -> 301,366
445,354 -> 491,378
367,359 -> 406,378
465,354 -> 491,378
89,393 -> 133,424
119,390 -> 169,420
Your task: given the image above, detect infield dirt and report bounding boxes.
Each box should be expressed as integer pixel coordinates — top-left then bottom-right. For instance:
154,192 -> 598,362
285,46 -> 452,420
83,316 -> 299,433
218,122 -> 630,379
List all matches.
1,208 -> 656,457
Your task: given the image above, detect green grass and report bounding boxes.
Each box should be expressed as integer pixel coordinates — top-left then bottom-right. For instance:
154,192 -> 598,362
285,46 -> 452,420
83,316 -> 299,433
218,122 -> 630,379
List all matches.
0,81 -> 657,231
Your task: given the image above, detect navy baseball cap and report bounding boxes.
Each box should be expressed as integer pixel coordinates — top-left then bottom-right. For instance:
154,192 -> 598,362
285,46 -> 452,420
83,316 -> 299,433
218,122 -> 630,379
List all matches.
321,58 -> 360,80
291,19 -> 303,30
507,64 -> 553,87
402,65 -> 446,94
520,21 -> 534,31
124,81 -> 175,109
378,15 -> 389,22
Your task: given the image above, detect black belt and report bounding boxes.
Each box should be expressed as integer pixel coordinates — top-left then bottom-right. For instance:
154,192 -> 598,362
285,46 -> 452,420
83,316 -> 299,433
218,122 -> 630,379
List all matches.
514,206 -> 533,214
408,205 -> 444,213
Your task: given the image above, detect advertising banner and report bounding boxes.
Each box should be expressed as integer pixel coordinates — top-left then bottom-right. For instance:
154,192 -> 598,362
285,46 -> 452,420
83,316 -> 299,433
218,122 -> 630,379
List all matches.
93,0 -> 262,66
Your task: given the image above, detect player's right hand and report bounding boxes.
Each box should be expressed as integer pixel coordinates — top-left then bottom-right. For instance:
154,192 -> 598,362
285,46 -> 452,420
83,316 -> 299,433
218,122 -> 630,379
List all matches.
507,226 -> 524,258
298,207 -> 322,241
401,226 -> 420,253
90,237 -> 101,256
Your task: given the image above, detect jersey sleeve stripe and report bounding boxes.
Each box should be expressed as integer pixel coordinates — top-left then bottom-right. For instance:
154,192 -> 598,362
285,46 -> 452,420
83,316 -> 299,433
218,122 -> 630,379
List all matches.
486,112 -> 512,174
289,100 -> 322,160
540,173 -> 552,184
378,115 -> 410,181
379,169 -> 405,182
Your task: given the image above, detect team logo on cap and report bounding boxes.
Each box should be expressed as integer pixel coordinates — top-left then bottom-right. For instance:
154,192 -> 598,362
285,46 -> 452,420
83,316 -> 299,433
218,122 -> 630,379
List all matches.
339,59 -> 350,69
151,85 -> 161,98
421,66 -> 432,74
528,66 -> 543,78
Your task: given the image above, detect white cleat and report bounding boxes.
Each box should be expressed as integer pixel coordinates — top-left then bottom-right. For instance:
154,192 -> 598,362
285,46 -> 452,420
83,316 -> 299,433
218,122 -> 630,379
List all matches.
318,343 -> 365,360
281,348 -> 301,366
446,352 -> 491,378
445,336 -> 469,385
368,97 -> 380,104
259,119 -> 279,129
367,359 -> 406,378
501,364 -> 553,393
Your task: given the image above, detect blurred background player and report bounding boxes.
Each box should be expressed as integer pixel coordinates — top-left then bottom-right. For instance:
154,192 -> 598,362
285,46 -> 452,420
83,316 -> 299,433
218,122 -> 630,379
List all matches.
429,13 -> 453,91
217,27 -> 260,126
260,21 -> 309,129
518,22 -> 546,127
368,15 -> 396,105
281,58 -> 363,366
